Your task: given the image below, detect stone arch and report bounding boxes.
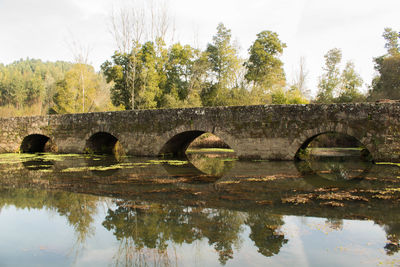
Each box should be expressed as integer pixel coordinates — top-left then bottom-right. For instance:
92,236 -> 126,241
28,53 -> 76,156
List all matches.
84,131 -> 123,155
20,134 -> 56,153
159,129 -> 235,157
294,129 -> 373,161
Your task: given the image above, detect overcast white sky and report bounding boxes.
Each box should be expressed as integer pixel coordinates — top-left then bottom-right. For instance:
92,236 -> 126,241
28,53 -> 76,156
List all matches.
0,0 -> 399,96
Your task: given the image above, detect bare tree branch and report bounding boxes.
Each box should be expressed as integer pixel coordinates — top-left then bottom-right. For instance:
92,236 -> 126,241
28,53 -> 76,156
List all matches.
293,56 -> 310,98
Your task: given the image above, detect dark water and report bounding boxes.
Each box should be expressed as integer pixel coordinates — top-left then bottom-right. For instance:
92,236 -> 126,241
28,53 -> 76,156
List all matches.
0,150 -> 400,266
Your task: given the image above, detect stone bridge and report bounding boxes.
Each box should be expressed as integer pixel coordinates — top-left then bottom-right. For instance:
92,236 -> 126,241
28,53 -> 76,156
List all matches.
1,103 -> 399,162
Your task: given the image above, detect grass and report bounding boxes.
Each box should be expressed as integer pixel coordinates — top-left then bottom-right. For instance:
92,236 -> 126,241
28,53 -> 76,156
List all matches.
376,162 -> 400,167
186,148 -> 235,153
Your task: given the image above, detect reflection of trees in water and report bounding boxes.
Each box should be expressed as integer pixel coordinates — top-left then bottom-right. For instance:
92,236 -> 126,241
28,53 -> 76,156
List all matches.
383,223 -> 400,255
102,201 -> 245,265
102,201 -> 289,265
193,209 -> 245,264
245,212 -> 288,257
113,238 -> 177,267
295,159 -> 372,187
302,159 -> 371,181
325,218 -> 343,231
102,201 -> 246,265
0,188 -> 99,260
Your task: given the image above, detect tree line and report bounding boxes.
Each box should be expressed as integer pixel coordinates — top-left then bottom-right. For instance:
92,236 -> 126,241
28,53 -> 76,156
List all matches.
0,58 -> 117,116
316,27 -> 400,103
0,24 -> 399,117
101,22 -> 307,110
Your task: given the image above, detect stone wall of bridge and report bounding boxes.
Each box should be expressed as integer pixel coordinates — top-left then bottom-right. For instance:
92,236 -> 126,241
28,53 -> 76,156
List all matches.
0,103 -> 399,162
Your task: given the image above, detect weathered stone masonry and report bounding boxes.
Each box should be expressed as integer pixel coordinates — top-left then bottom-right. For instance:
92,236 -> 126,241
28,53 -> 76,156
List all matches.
0,103 -> 399,162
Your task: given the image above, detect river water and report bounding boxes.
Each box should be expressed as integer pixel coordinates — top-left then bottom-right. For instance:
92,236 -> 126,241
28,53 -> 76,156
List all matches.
0,150 -> 400,266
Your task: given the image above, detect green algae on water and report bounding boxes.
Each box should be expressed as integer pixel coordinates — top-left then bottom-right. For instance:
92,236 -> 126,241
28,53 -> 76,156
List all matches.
147,159 -> 188,166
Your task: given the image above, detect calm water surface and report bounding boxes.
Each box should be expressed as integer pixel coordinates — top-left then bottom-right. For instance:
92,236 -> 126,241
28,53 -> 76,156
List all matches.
0,151 -> 400,266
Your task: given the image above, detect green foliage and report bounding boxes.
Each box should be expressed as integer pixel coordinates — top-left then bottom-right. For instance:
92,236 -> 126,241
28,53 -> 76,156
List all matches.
271,88 -> 287,104
244,30 -> 286,91
202,23 -> 241,106
317,49 -> 365,103
270,87 -> 309,105
286,87 -> 309,104
165,43 -> 193,98
135,41 -> 162,109
336,62 -> 365,103
316,48 -> 342,103
103,40 -> 205,110
52,64 -> 110,114
0,59 -> 73,116
5,23 -> 386,115
368,28 -> 400,100
383,27 -> 400,56
101,52 -> 135,109
369,55 -> 400,100
101,23 -> 306,109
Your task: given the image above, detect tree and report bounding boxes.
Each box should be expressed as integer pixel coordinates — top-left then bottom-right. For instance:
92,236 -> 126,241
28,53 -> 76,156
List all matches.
244,30 -> 286,95
101,52 -> 135,109
316,48 -> 342,103
106,1 -> 173,110
291,57 -> 310,99
368,28 -> 400,100
0,59 -> 73,116
316,49 -> 365,103
135,41 -> 162,109
202,23 -> 241,106
160,43 -> 193,107
183,49 -> 209,107
101,43 -> 163,110
108,5 -> 145,110
67,35 -> 93,113
336,61 -> 365,103
25,73 -> 45,107
53,64 -> 103,114
383,27 -> 400,56
369,55 -> 400,100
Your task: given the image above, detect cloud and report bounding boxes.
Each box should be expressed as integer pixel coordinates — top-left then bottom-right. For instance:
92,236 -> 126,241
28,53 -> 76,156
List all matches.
0,0 -> 84,62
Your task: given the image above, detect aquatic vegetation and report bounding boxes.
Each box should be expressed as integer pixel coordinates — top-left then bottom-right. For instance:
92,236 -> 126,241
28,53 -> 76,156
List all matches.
186,148 -> 235,153
281,194 -> 313,205
376,162 -> 400,167
147,159 -> 188,166
317,192 -> 368,202
0,151 -> 399,265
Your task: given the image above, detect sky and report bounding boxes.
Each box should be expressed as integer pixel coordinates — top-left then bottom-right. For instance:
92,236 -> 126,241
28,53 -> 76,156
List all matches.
0,0 -> 399,96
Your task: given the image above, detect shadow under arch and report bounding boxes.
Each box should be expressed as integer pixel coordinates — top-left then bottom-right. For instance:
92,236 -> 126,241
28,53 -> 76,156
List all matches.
20,134 -> 56,153
159,130 -> 236,179
294,131 -> 373,162
85,132 -> 124,156
294,131 -> 373,187
161,161 -> 222,184
159,130 -> 206,158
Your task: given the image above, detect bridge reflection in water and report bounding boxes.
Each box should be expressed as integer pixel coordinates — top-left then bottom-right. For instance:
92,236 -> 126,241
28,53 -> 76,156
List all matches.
0,150 -> 400,265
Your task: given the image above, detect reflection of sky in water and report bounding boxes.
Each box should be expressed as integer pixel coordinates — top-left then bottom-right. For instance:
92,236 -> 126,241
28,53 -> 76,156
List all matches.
0,153 -> 399,266
281,216 -> 393,267
0,202 -> 399,266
